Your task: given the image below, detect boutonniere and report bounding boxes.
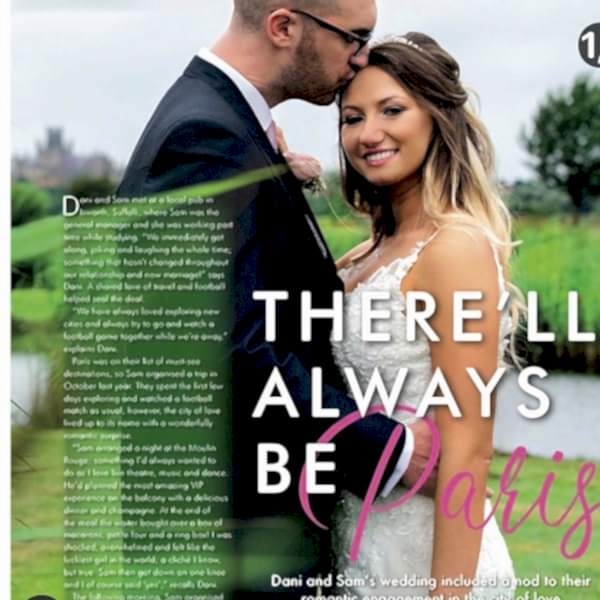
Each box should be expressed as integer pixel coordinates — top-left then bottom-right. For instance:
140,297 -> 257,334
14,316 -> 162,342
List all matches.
276,126 -> 326,193
282,151 -> 327,194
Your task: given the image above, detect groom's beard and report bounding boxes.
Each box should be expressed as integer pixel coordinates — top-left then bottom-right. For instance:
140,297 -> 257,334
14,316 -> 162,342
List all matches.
282,33 -> 344,106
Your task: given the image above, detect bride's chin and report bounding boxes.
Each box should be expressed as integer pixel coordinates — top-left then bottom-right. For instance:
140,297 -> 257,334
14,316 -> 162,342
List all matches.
366,176 -> 393,188
356,169 -> 395,188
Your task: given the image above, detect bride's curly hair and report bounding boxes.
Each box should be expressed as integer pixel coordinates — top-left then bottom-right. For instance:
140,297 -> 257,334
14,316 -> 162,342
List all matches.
338,32 -> 523,348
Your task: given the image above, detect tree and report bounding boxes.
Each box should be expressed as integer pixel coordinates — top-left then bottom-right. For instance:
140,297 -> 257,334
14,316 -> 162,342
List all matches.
521,75 -> 600,222
505,180 -> 569,216
68,175 -> 116,199
11,181 -> 51,227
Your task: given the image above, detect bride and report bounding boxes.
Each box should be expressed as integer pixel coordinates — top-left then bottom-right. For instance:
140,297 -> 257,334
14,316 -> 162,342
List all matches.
326,33 -> 518,599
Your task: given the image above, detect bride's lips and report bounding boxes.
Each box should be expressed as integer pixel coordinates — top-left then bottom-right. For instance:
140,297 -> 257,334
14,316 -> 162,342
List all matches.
362,148 -> 399,167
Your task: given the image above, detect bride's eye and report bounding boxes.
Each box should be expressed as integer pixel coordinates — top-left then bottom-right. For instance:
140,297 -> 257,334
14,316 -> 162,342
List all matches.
383,106 -> 405,116
341,114 -> 363,126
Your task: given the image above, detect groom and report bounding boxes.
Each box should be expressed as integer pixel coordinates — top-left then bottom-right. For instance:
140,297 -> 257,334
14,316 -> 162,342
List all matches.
118,0 -> 435,596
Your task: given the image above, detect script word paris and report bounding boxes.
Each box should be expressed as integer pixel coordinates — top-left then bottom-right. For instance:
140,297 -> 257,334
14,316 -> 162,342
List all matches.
441,446 -> 599,560
292,428 -> 598,562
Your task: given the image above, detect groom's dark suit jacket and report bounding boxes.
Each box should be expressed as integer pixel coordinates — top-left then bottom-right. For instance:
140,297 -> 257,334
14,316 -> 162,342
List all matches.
117,56 -> 406,596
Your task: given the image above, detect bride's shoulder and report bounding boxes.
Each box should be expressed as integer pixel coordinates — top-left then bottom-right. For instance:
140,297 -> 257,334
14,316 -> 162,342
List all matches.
429,222 -> 493,253
336,238 -> 374,271
419,223 -> 498,285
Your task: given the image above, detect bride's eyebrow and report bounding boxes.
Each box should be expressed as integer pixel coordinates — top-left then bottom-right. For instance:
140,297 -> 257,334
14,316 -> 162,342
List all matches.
341,104 -> 362,111
342,94 -> 410,111
378,95 -> 409,105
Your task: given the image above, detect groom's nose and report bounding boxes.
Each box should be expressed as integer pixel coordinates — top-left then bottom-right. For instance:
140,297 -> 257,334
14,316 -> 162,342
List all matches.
349,45 -> 369,70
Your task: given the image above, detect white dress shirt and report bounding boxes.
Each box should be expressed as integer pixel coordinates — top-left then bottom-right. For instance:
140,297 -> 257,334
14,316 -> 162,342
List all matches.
196,46 -> 415,495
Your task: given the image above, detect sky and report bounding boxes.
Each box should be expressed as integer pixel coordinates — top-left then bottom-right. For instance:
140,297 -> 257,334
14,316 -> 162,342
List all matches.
10,0 -> 600,182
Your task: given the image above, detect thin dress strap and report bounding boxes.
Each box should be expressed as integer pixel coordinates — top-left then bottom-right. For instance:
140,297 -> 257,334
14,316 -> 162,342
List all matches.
390,229 -> 441,279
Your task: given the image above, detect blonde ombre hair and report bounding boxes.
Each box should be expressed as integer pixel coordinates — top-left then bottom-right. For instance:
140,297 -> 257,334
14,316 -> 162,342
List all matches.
339,33 -> 524,341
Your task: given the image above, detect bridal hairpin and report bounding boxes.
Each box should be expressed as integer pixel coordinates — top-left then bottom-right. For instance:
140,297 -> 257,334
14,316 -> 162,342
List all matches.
398,36 -> 424,53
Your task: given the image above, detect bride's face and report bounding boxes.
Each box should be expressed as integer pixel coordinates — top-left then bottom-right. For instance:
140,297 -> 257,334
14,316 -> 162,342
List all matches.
340,66 -> 433,187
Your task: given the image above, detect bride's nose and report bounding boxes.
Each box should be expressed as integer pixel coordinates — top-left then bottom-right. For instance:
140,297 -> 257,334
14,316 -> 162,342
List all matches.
359,117 -> 385,146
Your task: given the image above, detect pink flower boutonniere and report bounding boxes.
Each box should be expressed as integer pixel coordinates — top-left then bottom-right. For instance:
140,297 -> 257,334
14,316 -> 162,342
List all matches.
277,127 -> 327,194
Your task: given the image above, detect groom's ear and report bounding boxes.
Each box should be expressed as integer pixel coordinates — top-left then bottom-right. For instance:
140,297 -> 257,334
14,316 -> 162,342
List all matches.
266,9 -> 301,48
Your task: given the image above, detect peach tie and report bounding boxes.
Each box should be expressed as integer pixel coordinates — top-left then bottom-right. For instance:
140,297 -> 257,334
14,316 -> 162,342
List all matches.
266,120 -> 278,151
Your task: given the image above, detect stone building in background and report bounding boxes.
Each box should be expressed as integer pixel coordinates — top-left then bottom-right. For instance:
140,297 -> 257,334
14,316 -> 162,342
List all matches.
12,127 -> 122,188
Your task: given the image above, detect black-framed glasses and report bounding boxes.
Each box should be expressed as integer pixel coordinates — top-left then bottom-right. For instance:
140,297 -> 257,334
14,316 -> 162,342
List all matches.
290,9 -> 371,56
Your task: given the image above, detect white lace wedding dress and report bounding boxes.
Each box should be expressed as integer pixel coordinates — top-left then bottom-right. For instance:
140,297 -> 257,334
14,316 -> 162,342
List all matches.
331,234 -> 516,599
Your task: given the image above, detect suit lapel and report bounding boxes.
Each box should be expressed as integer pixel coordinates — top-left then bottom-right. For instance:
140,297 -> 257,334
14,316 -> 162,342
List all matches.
184,56 -> 335,265
184,57 -> 281,166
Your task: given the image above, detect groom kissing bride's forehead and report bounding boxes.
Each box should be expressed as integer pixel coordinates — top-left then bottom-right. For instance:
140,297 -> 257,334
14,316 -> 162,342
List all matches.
117,0 -> 436,597
228,0 -> 376,105
117,0 -> 382,195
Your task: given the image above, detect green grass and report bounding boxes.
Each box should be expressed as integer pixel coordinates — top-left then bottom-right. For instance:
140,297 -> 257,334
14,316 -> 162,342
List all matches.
318,213 -> 370,259
489,452 -> 600,596
513,218 -> 600,344
12,429 -> 65,600
11,288 -> 63,323
12,429 -> 126,599
11,214 -> 64,264
12,430 -> 600,597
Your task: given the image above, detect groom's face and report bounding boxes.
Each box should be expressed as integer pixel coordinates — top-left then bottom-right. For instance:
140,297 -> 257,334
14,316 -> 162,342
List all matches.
284,0 -> 377,105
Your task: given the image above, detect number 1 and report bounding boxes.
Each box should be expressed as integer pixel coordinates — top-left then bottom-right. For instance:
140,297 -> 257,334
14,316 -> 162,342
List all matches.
581,30 -> 596,60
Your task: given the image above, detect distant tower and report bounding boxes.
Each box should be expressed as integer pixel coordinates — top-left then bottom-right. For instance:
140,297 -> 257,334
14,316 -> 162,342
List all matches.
35,127 -> 77,186
37,127 -> 73,155
47,127 -> 63,151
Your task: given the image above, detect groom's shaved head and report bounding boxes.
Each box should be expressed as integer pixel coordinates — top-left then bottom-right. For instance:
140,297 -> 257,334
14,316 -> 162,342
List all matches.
233,0 -> 340,30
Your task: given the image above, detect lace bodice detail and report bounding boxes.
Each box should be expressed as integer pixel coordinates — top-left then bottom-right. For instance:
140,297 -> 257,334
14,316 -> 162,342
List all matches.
333,238 -> 437,425
333,234 -> 511,423
330,232 -> 516,599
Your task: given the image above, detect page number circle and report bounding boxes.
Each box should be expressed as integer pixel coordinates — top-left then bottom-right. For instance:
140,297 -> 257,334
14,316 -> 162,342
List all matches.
579,23 -> 600,67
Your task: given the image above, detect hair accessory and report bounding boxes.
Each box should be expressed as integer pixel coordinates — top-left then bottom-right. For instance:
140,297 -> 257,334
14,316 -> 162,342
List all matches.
398,36 -> 424,53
